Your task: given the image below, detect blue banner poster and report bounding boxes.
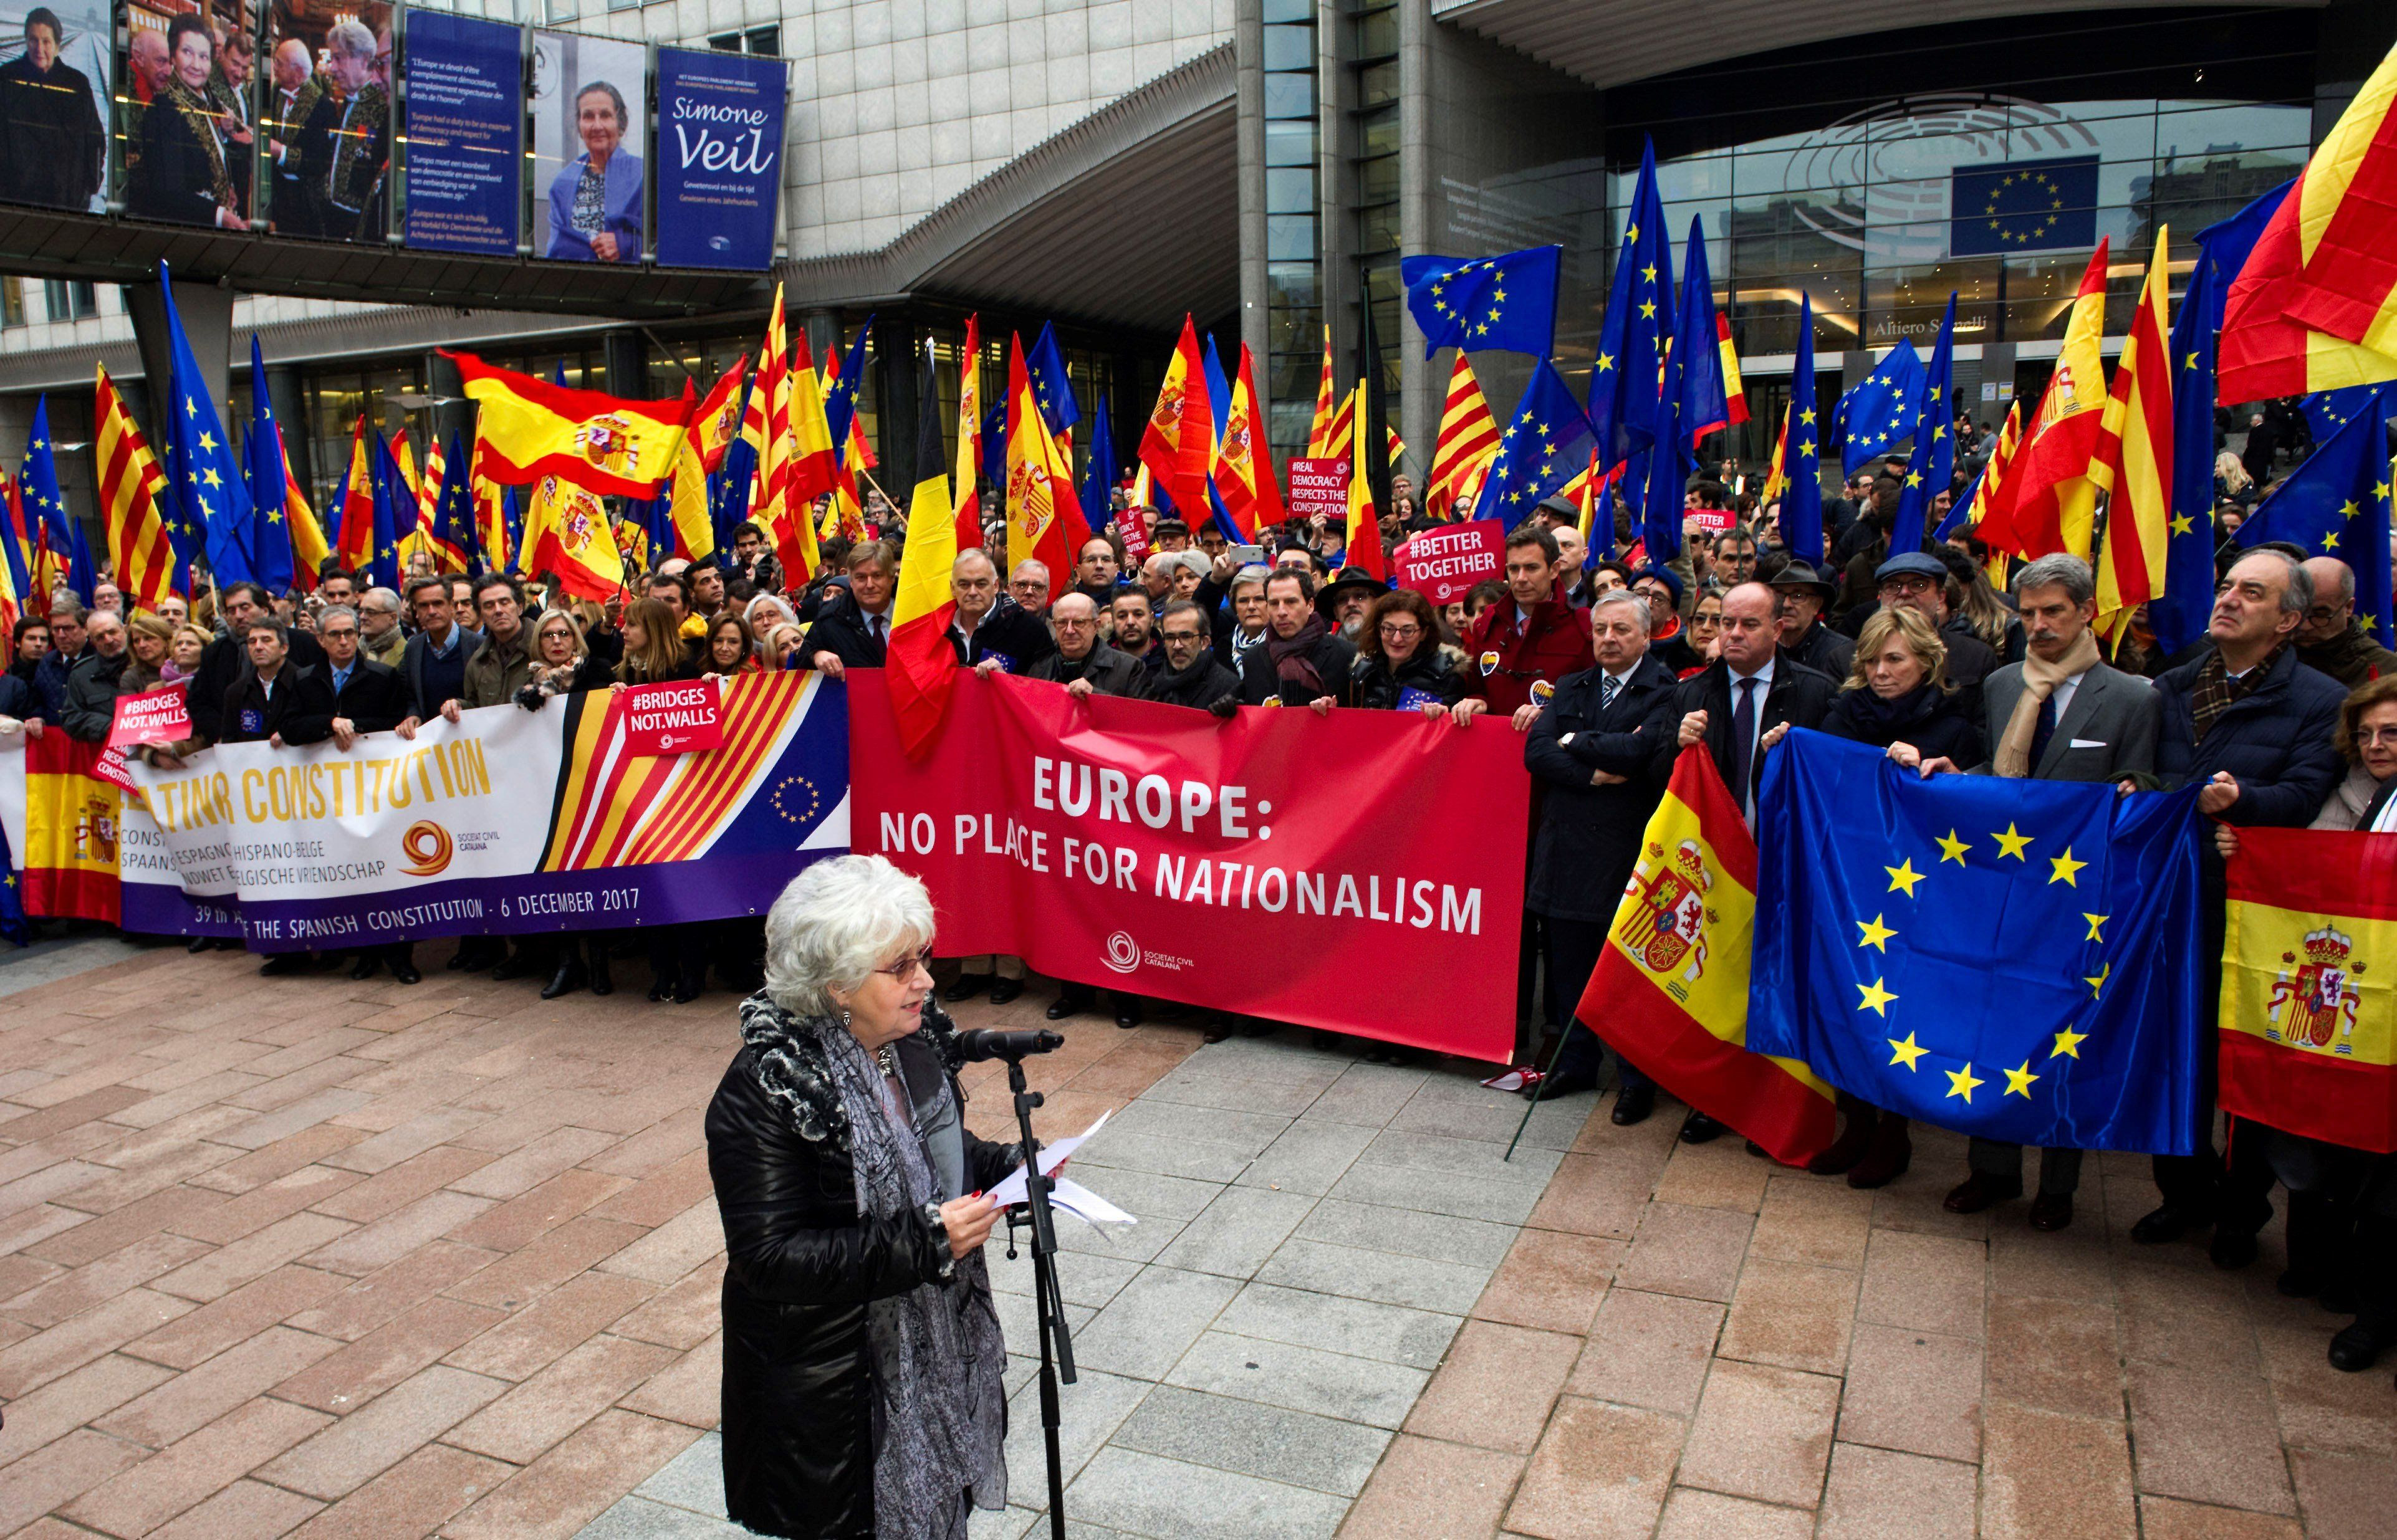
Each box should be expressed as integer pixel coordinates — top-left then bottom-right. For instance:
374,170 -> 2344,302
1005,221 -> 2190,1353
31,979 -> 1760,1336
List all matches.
402,11 -> 523,254
653,46 -> 788,269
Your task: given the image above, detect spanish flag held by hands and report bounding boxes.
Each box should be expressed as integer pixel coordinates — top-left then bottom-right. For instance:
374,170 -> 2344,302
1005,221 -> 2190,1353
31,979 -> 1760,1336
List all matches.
1577,745 -> 1837,1165
2220,828 -> 2397,1153
448,351 -> 697,500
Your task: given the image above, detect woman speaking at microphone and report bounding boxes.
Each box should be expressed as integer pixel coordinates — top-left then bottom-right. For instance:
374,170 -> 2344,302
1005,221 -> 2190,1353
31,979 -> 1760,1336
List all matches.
708,855 -> 1013,1538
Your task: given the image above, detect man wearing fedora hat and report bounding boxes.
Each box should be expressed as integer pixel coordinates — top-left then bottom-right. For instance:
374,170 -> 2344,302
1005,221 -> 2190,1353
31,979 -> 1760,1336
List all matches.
1317,566 -> 1384,642
1772,560 -> 1855,679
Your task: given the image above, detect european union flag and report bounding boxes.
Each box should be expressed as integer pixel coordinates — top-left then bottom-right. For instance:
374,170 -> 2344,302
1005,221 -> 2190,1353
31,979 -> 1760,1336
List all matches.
825,314 -> 875,461
2153,181 -> 2290,654
1477,360 -> 1596,520
2237,385 -> 2395,646
1080,393 -> 1117,536
1587,143 -> 1671,482
1401,244 -> 1561,360
0,823 -> 27,948
2302,385 -> 2376,444
1951,156 -> 2100,257
1832,340 -> 1927,477
1749,732 -> 2208,1154
1889,293 -> 1957,556
364,430 -> 416,591
158,263 -> 253,589
1028,322 -> 1080,438
245,338 -> 294,593
20,397 -> 92,603
1781,293 -> 1825,564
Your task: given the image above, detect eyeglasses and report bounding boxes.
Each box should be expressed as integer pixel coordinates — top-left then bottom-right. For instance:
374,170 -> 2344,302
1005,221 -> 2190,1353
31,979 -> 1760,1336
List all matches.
1161,630 -> 1204,644
2357,727 -> 2397,747
877,945 -> 934,979
1378,623 -> 1423,639
319,626 -> 358,639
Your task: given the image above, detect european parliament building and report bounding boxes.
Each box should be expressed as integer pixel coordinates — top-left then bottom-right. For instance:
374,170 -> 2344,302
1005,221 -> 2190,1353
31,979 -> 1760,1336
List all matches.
0,0 -> 2390,532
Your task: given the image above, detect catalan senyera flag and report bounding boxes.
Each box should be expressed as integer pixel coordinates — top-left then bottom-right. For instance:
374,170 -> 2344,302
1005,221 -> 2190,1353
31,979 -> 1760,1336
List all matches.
22,730 -> 120,922
953,314 -> 985,552
888,342 -> 959,759
418,434 -> 466,571
1217,343 -> 1284,539
2219,828 -> 2397,1153
1426,352 -> 1500,518
1342,386 -> 1386,581
1305,325 -> 1340,457
2221,39 -> 2397,395
1716,310 -> 1749,428
466,436 -> 509,578
334,415 -> 376,575
1575,745 -> 1837,1165
94,365 -> 178,611
1140,315 -> 1214,526
449,351 -> 695,499
1979,241 -> 2110,560
1005,334 -> 1081,581
2092,229 -> 2175,630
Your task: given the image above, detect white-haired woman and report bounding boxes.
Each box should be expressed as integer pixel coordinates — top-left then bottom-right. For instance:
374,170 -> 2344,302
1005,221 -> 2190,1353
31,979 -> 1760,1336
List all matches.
708,855 -> 1012,1539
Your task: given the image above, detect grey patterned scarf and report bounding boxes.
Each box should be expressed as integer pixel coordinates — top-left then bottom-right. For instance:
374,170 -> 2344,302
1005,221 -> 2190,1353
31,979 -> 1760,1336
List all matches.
737,993 -> 1007,1539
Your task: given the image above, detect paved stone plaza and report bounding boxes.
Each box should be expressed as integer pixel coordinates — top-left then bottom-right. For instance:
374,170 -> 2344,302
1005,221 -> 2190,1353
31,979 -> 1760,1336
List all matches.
1,936 -> 2393,1538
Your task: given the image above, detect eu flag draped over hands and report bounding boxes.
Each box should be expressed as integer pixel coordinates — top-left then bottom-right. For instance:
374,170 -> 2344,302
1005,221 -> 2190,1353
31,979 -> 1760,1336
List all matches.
1747,732 -> 2209,1155
1833,341 -> 1927,476
1477,361 -> 1595,521
1402,245 -> 1561,359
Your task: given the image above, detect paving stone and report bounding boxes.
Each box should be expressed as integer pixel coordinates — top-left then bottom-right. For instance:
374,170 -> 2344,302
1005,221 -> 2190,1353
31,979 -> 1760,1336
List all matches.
1254,1237 -> 1492,1316
1506,1395 -> 1685,1540
1719,1258 -> 1856,1376
94,1322 -> 340,1448
1616,1201 -> 1754,1303
1325,1159 -> 1548,1227
1566,1287 -> 1724,1416
1980,1402 -> 2138,1540
1471,1228 -> 1621,1336
1292,1197 -> 1520,1269
1837,1322 -> 1983,1463
254,1362 -> 510,1499
1855,1227 -> 1987,1340
574,1494 -> 756,1540
1402,1319 -> 1577,1455
284,1442 -> 515,1540
1676,1359 -> 1841,1508
1332,1433 -> 1519,1539
1070,1264 -> 1241,1380
62,1395 -> 332,1537
1062,1445 -> 1348,1540
1214,1281 -> 1462,1371
1818,1443 -> 1974,1539
1114,1383 -> 1390,1497
1153,1185 -> 1317,1278
2126,1361 -> 2296,1516
1232,1121 -> 1377,1197
1655,1487 -> 1815,1540
632,1429 -> 728,1517
1000,1364 -> 1155,1493
444,1408 -> 703,1540
1164,1330 -> 1427,1428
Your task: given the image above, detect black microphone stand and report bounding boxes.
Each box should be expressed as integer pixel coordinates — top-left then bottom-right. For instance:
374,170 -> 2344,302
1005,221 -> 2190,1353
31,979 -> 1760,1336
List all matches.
999,1050 -> 1075,1540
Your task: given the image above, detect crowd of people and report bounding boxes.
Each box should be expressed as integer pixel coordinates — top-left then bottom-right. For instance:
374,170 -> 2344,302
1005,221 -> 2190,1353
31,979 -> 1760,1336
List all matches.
6,406 -> 2396,1395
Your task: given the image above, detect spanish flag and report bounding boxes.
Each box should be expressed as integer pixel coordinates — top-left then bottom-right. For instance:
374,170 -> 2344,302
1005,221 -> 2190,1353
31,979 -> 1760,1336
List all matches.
1575,746 -> 1837,1164
94,365 -> 177,611
1216,343 -> 1284,538
276,422 -> 330,591
1004,333 -> 1080,581
334,414 -> 375,575
1978,242 -> 2110,562
888,341 -> 959,758
21,730 -> 120,922
521,471 -> 625,602
1426,352 -> 1499,519
1140,315 -> 1215,527
2092,228 -> 2174,631
1716,310 -> 1750,428
952,313 -> 985,552
2220,828 -> 2397,1153
448,350 -> 696,500
2218,41 -> 2397,402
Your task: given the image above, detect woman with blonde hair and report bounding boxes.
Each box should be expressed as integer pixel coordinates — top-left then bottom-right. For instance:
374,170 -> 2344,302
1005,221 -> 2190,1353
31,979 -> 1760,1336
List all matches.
164,623 -> 210,684
1804,606 -> 1984,1189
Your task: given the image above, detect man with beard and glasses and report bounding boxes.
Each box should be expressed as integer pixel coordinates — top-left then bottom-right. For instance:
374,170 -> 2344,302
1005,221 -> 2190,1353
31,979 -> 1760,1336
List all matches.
1144,600 -> 1239,712
1315,567 -> 1382,643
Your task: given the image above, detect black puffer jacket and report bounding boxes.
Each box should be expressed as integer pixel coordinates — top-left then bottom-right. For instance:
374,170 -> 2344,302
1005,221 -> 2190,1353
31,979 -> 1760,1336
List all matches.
1350,646 -> 1464,711
706,998 -> 1020,1540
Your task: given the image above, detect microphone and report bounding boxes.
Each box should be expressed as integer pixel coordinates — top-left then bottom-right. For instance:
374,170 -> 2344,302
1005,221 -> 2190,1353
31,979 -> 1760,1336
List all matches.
953,1028 -> 1065,1063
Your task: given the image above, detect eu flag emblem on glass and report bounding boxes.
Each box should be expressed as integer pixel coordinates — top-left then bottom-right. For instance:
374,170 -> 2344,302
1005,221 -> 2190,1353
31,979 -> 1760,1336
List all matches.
1951,156 -> 2099,257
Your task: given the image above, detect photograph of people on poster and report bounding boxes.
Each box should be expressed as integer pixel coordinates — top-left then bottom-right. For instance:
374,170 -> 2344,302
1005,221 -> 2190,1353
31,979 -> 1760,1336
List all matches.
0,0 -> 110,212
532,28 -> 645,263
261,0 -> 388,241
117,0 -> 254,228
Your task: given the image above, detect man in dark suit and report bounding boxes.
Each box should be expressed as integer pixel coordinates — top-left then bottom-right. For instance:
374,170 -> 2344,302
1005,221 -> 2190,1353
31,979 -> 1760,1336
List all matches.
2138,548 -> 2347,1267
317,605 -> 419,984
1919,553 -> 2159,1231
802,540 -> 898,676
219,619 -> 334,748
1656,580 -> 1838,1140
396,574 -> 481,723
190,583 -> 325,744
1523,589 -> 1681,1111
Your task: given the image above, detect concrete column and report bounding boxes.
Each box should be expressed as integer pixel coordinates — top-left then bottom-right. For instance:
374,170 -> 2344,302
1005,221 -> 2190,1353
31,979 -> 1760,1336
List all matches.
123,278 -> 233,451
1397,0 -> 1432,469
603,330 -> 648,400
1234,0 -> 1267,376
425,351 -> 473,467
267,366 -> 314,498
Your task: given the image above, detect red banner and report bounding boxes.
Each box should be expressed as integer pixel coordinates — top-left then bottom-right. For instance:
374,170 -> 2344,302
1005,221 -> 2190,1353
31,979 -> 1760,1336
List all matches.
108,686 -> 192,751
850,670 -> 1527,1058
612,679 -> 724,757
1395,519 -> 1504,606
